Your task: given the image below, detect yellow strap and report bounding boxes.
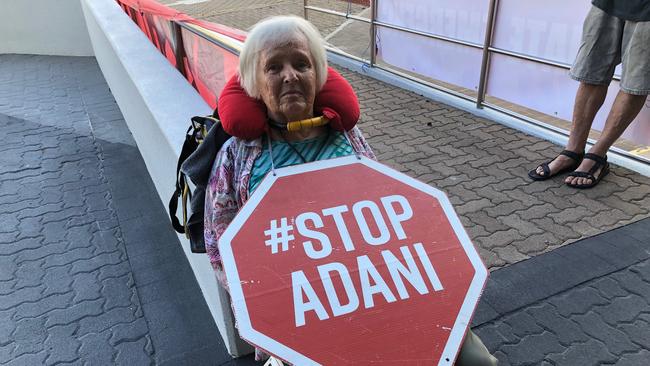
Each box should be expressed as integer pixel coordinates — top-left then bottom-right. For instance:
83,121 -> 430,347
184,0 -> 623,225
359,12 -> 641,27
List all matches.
286,116 -> 329,132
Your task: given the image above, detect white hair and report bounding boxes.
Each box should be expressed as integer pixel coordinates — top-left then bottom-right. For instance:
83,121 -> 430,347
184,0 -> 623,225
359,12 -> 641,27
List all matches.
238,16 -> 328,98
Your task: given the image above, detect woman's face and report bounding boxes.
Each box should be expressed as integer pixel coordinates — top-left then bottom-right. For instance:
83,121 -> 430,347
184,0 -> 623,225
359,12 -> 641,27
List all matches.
256,35 -> 317,123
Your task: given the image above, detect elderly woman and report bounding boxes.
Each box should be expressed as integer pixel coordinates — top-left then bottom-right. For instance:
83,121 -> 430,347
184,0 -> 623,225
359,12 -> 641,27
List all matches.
204,15 -> 497,366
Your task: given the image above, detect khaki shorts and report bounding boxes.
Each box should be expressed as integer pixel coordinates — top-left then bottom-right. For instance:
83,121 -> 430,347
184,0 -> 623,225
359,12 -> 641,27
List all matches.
570,6 -> 650,95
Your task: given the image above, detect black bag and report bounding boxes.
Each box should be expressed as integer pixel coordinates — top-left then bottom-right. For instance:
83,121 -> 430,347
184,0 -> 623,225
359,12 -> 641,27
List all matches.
169,109 -> 231,253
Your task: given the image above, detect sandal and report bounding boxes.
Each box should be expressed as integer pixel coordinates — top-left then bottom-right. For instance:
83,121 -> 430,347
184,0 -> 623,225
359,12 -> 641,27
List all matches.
528,150 -> 584,181
565,153 -> 610,189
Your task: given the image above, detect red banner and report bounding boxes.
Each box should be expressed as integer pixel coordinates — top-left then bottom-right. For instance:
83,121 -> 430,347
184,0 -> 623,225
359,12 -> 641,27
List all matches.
115,0 -> 246,108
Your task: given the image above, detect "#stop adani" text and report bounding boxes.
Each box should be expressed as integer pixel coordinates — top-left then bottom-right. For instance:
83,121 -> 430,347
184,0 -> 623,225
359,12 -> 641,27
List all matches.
289,195 -> 444,327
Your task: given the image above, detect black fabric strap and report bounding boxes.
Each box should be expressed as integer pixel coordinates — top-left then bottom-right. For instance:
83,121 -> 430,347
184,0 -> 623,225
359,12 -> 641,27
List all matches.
540,162 -> 550,177
583,152 -> 607,165
169,127 -> 199,234
168,186 -> 185,233
559,150 -> 584,162
583,153 -> 608,175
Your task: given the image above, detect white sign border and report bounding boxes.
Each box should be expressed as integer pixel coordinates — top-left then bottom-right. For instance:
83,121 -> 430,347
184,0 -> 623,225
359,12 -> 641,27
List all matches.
219,155 -> 489,366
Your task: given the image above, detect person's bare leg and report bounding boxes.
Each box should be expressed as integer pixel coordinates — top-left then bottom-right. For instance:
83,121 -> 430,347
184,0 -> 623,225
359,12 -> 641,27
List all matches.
566,90 -> 647,185
535,82 -> 607,176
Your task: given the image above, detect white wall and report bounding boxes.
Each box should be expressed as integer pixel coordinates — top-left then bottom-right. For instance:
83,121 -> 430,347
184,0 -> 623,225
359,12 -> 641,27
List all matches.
0,0 -> 93,56
80,0 -> 253,357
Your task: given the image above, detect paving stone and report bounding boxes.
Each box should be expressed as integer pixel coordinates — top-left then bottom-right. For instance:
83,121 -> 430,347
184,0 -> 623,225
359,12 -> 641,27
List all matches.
620,318 -> 650,349
455,198 -> 493,215
109,316 -> 149,346
497,213 -> 545,236
617,349 -> 650,366
614,184 -> 650,201
546,338 -> 618,366
633,260 -> 650,282
499,331 -> 564,365
40,265 -> 75,297
101,275 -> 137,310
43,323 -> 80,365
549,286 -> 609,317
475,229 -> 525,249
526,304 -> 589,346
114,336 -> 154,366
0,344 -> 14,364
14,292 -> 74,320
78,332 -> 115,365
572,311 -> 637,355
70,272 -> 102,302
15,241 -> 68,265
594,293 -> 648,325
77,306 -> 138,336
12,317 -> 47,357
592,276 -> 633,300
0,309 -> 17,346
69,251 -> 124,274
514,231 -> 562,255
45,298 -> 105,328
97,261 -> 133,282
477,247 -> 505,269
502,311 -> 544,338
0,285 -> 44,311
3,351 -> 48,366
484,200 -> 531,218
43,246 -> 96,269
493,245 -> 532,267
531,217 -> 582,242
13,259 -> 45,288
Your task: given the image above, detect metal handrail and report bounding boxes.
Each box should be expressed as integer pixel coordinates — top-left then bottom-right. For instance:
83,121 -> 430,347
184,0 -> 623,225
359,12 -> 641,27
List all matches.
306,5 -> 482,50
305,1 -> 626,97
166,3 -> 645,163
369,0 -> 378,66
304,5 -> 371,23
175,21 -> 242,56
303,0 -> 646,158
476,0 -> 499,108
373,20 -> 483,49
488,46 -> 622,81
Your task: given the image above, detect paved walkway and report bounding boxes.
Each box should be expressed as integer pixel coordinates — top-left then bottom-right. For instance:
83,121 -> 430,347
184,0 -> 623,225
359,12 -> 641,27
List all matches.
1,20 -> 649,366
0,55 -> 242,366
474,220 -> 650,365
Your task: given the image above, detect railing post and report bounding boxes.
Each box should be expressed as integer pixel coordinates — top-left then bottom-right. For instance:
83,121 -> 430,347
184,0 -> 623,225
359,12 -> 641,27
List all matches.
172,21 -> 187,77
476,0 -> 498,108
370,0 -> 378,67
304,0 -> 308,20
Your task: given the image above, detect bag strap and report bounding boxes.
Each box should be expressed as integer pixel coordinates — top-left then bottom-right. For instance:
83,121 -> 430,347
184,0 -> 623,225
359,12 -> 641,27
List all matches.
169,125 -> 199,234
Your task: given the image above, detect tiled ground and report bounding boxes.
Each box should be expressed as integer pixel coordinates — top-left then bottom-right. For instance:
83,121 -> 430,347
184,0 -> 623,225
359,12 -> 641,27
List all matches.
0,55 -> 230,366
473,220 -> 650,365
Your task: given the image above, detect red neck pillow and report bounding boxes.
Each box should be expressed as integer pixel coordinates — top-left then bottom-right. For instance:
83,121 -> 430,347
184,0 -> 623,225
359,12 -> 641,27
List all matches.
217,67 -> 359,140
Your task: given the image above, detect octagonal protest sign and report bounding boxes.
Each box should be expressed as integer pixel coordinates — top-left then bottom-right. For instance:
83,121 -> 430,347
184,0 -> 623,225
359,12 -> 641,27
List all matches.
219,155 -> 488,365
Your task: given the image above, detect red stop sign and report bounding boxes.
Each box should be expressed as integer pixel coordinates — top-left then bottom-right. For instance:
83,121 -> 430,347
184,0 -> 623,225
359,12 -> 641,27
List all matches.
219,156 -> 488,365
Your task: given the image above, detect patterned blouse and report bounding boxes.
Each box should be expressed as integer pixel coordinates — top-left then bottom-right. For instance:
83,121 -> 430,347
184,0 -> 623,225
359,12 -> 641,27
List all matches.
204,126 -> 376,274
